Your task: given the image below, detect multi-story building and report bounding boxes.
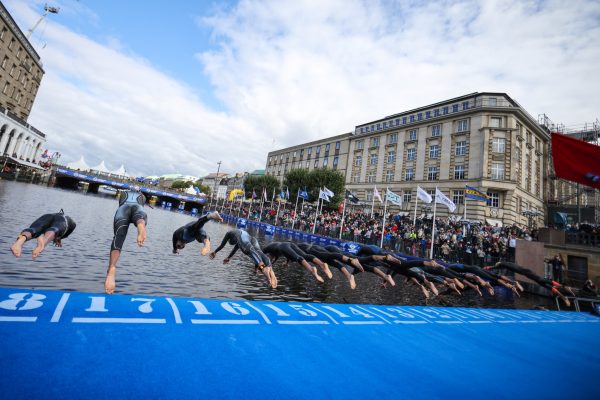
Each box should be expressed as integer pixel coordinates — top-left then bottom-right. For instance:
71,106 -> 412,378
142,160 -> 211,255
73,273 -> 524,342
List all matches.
0,2 -> 44,121
266,92 -> 550,227
265,132 -> 351,183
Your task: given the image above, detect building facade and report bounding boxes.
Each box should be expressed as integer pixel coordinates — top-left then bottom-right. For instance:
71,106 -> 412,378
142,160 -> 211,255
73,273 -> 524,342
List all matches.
0,109 -> 45,163
265,132 -> 352,183
265,93 -> 550,227
0,2 -> 44,121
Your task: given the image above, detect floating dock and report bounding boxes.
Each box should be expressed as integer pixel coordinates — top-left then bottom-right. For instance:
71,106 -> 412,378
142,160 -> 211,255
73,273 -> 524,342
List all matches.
0,287 -> 598,399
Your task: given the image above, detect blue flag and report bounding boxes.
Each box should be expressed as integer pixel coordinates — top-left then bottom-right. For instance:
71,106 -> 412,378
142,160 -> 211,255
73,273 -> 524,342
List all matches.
298,189 -> 309,200
465,185 -> 488,201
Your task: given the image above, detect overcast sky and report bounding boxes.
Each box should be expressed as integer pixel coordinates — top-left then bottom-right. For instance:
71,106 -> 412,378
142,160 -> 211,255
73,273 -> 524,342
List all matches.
6,0 -> 600,177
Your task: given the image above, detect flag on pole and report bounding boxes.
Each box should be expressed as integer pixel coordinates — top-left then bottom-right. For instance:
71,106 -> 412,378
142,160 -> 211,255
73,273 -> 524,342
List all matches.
280,188 -> 286,200
286,187 -> 290,200
465,185 -> 488,201
435,188 -> 456,212
263,188 -> 268,201
552,132 -> 600,189
319,189 -> 331,202
252,189 -> 257,199
323,187 -> 334,197
373,187 -> 383,203
385,188 -> 403,206
345,190 -> 359,204
298,188 -> 309,200
417,186 -> 432,203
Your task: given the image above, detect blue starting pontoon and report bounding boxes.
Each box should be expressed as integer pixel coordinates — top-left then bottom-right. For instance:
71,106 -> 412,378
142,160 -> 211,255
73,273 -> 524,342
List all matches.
0,287 -> 598,399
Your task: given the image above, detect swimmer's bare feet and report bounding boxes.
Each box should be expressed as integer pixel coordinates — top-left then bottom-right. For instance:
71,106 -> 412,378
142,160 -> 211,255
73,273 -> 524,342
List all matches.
420,284 -> 430,299
350,258 -> 364,272
201,241 -> 211,256
10,235 -> 26,257
454,278 -> 465,290
136,222 -> 147,246
428,281 -> 439,296
349,275 -> 357,290
386,274 -> 396,287
313,268 -> 324,283
515,281 -> 524,292
32,236 -> 46,260
322,263 -> 333,279
105,266 -> 116,294
209,211 -> 224,223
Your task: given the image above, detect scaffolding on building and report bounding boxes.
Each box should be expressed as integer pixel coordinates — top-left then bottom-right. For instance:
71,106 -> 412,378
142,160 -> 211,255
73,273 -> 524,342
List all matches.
540,114 -> 600,223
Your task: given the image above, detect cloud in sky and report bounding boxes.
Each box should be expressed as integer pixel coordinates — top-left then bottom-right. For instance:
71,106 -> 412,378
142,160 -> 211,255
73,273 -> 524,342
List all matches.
8,0 -> 600,177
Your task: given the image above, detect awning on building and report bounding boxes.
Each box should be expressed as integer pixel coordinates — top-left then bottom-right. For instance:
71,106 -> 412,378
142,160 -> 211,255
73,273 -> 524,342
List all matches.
3,156 -> 45,170
486,218 -> 503,227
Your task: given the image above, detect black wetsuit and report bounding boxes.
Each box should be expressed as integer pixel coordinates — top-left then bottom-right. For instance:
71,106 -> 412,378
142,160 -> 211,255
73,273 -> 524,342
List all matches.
172,213 -> 212,253
111,190 -> 147,252
297,243 -> 346,264
448,264 -> 503,284
22,212 -> 76,240
214,229 -> 270,267
263,242 -> 307,264
491,261 -> 555,289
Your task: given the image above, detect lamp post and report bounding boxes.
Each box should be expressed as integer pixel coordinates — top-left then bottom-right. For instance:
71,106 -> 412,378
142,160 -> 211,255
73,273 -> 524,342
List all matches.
212,161 -> 221,211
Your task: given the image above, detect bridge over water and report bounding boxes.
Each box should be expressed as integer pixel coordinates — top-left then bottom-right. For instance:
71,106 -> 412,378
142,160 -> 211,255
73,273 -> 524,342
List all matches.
52,166 -> 206,211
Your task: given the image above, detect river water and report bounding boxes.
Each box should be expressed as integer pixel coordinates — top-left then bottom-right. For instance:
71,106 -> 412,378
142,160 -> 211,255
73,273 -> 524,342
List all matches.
0,180 -> 552,309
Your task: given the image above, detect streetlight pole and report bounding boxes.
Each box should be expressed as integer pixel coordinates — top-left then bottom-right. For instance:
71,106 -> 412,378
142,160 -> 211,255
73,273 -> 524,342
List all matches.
212,161 -> 221,211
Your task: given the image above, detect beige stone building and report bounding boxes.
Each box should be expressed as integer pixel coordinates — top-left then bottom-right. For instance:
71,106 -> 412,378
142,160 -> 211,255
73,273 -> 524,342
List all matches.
0,2 -> 44,121
346,92 -> 549,227
265,93 -> 550,227
265,132 -> 352,183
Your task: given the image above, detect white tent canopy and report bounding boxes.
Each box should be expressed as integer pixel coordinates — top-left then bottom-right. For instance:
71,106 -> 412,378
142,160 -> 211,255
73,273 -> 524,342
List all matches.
111,164 -> 128,177
91,161 -> 110,173
67,156 -> 90,171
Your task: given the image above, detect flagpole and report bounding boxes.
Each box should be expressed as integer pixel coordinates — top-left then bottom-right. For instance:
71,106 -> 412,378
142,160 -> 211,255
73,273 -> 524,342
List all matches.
312,188 -> 321,234
339,198 -> 347,239
228,192 -> 234,216
430,187 -> 438,259
463,198 -> 467,237
413,190 -> 418,227
237,190 -> 245,219
380,188 -> 389,248
291,189 -> 300,230
371,186 -> 375,218
258,188 -> 265,223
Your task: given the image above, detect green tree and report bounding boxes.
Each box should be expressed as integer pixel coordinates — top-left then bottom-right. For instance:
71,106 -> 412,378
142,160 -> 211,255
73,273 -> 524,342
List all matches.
193,181 -> 211,195
308,168 -> 345,208
171,180 -> 193,189
283,169 -> 311,202
243,175 -> 279,200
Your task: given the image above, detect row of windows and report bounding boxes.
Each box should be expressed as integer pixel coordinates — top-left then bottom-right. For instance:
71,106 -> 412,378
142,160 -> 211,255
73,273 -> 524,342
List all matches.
355,120 -> 470,148
268,141 -> 341,164
358,103 -> 474,134
353,141 -> 469,167
351,163 -> 481,183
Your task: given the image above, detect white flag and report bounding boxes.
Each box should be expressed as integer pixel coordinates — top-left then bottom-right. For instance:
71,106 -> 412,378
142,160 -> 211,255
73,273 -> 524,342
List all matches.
435,188 -> 456,212
323,187 -> 334,197
417,186 -> 432,203
319,189 -> 331,202
373,187 -> 383,203
385,189 -> 402,206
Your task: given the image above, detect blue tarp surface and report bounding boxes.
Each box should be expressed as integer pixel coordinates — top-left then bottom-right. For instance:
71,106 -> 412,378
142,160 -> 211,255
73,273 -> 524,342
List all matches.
1,287 -> 599,399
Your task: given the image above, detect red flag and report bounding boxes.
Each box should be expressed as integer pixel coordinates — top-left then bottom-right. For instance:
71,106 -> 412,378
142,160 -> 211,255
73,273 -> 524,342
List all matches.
552,133 -> 600,189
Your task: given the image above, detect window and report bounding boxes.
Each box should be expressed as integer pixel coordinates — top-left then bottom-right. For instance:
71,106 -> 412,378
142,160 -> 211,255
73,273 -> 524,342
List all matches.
314,159 -> 319,168
377,123 -> 381,130
453,190 -> 464,205
407,148 -> 416,161
333,156 -> 339,167
443,106 -> 449,115
403,192 -> 412,203
323,158 -> 329,167
8,39 -> 14,50
335,141 -> 340,150
307,147 -> 312,155
410,115 -> 415,122
402,117 -> 407,124
370,137 -> 380,147
492,137 -> 506,153
1,56 -> 7,69
9,64 -> 15,76
431,124 -> 441,137
429,145 -> 440,158
356,140 -> 364,150
426,111 -> 431,119
387,150 -> 396,164
387,133 -> 398,145
16,48 -> 21,59
405,168 -> 414,181
325,144 -> 330,151
366,190 -> 373,202
462,101 -> 470,110
434,109 -> 440,117
0,28 -> 6,40
427,189 -> 436,198
418,113 -> 423,121
2,83 -> 8,94
293,151 -> 297,157
428,166 -> 439,180
408,129 -> 417,141
490,117 -> 501,128
487,191 -> 500,208
355,155 -> 362,166
315,146 -> 321,155
299,149 -> 304,157
454,165 -> 465,179
369,153 -> 378,165
491,162 -> 505,180
453,104 -> 459,112
385,170 -> 395,182
489,97 -> 497,107
305,161 -> 310,169
455,141 -> 467,156
457,119 -> 469,132
351,173 -> 360,183
366,171 -> 376,183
